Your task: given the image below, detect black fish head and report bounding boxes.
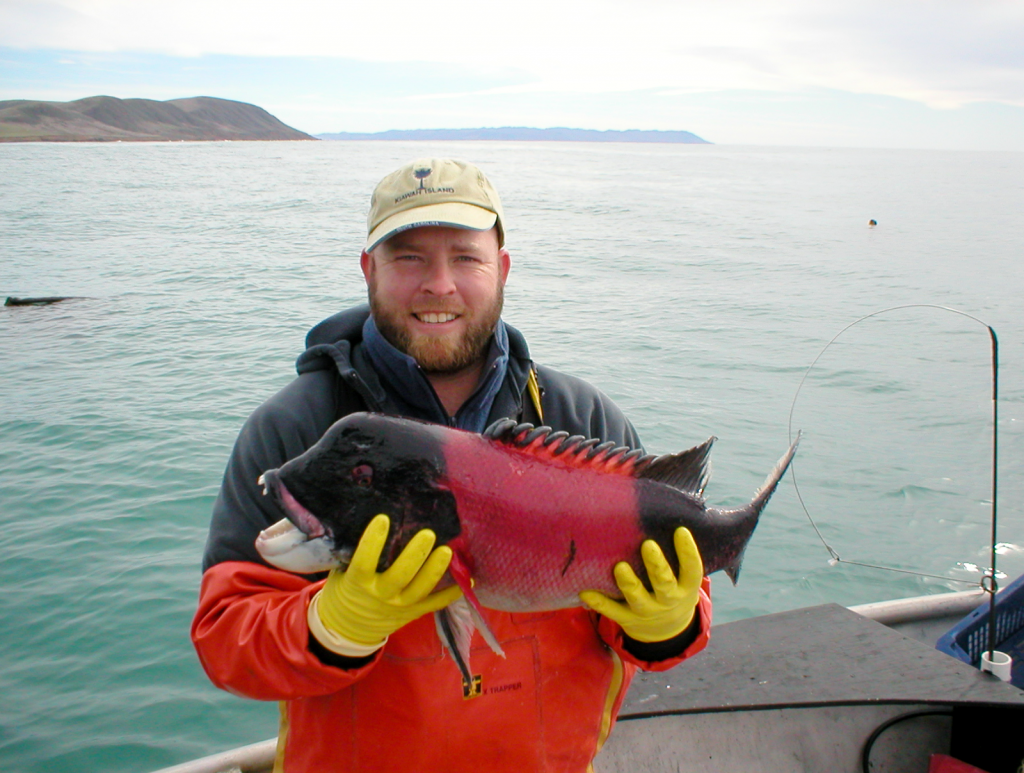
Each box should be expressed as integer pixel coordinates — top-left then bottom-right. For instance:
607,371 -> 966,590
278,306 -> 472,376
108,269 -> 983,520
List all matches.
262,413 -> 460,569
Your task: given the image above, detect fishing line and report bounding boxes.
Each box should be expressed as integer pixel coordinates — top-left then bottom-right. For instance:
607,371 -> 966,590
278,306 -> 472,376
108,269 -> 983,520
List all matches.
787,304 -> 1000,605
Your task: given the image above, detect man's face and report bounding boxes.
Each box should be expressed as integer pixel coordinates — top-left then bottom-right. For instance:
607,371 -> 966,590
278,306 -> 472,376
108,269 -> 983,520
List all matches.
361,225 -> 511,374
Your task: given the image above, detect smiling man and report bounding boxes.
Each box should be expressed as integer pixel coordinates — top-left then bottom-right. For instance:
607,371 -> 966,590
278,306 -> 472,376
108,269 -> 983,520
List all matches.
362,223 -> 509,414
192,158 -> 712,773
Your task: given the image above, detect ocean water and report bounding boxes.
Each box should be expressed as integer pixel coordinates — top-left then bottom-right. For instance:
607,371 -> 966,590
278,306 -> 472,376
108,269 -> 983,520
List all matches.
1,141 -> 1023,772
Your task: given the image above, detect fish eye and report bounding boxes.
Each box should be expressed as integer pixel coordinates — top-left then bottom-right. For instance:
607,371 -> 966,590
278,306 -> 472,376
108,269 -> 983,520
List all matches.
352,464 -> 374,488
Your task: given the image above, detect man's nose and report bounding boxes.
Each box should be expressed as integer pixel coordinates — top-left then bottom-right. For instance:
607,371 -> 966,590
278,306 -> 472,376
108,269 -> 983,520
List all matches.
420,260 -> 457,295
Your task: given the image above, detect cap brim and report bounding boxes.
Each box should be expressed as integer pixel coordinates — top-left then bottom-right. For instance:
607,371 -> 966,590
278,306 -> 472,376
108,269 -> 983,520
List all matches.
366,202 -> 498,252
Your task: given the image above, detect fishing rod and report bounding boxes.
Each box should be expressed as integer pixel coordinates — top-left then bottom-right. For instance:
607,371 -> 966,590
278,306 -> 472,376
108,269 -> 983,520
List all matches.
787,304 -> 1003,666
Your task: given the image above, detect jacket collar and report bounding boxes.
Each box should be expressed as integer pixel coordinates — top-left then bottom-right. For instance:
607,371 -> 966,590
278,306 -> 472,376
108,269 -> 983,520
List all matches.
361,315 -> 509,432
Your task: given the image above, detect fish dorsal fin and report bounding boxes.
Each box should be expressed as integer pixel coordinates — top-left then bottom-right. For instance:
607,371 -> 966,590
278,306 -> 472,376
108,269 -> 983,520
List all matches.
483,419 -> 653,477
635,436 -> 716,497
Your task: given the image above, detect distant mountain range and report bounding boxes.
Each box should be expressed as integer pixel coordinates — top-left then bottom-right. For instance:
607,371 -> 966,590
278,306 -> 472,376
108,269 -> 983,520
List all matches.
317,127 -> 711,144
0,98 -> 710,145
0,96 -> 314,142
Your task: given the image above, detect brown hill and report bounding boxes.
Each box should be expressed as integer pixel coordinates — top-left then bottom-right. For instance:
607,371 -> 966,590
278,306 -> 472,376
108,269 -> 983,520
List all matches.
0,96 -> 314,142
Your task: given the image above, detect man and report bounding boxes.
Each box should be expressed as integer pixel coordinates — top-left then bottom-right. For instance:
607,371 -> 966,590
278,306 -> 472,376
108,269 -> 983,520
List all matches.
192,158 -> 712,772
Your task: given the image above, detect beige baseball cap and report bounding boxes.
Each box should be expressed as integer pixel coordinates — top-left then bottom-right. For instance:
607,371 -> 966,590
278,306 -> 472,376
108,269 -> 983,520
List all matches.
365,158 -> 505,252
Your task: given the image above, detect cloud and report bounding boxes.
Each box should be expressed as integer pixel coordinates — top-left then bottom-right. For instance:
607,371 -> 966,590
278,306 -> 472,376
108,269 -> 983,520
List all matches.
3,0 -> 1024,148
777,2 -> 1024,105
2,0 -> 1023,108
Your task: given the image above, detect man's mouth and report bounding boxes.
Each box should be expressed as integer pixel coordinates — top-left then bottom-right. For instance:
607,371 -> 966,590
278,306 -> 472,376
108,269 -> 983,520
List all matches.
413,312 -> 460,324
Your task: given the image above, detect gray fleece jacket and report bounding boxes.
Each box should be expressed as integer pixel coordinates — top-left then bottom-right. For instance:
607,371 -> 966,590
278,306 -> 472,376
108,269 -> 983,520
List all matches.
202,305 -> 643,573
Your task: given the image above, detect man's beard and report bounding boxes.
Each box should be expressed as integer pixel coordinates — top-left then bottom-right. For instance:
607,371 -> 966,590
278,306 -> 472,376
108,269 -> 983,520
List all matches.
369,283 -> 504,375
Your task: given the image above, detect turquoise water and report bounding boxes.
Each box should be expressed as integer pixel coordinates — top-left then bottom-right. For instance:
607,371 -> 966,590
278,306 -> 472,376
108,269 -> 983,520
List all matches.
1,141 -> 1023,772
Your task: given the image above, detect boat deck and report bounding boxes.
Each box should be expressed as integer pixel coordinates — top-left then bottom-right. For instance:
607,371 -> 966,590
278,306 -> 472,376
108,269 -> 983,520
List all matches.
598,603 -> 1024,772
619,603 -> 1024,716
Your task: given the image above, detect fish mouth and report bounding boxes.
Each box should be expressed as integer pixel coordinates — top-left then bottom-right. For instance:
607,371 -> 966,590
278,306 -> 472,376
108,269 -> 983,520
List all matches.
255,516 -> 341,573
256,471 -> 342,573
258,470 -> 326,539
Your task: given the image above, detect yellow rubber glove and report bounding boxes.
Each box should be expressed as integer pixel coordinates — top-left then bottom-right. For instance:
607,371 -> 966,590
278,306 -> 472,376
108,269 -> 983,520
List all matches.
309,514 -> 463,656
579,527 -> 703,643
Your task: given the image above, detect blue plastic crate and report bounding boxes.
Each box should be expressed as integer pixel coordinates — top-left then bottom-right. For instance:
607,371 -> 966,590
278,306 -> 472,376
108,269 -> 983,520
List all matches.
936,572 -> 1024,689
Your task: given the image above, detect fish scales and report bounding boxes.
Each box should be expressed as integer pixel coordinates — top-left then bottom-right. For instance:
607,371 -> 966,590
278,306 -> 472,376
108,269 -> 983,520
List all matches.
439,426 -> 645,609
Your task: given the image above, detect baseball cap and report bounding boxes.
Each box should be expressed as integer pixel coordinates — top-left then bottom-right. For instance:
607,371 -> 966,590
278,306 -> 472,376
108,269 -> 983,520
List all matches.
365,158 -> 505,252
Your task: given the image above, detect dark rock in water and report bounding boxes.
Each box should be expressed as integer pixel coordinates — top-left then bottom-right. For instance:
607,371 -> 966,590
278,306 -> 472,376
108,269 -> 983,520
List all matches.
5,296 -> 80,306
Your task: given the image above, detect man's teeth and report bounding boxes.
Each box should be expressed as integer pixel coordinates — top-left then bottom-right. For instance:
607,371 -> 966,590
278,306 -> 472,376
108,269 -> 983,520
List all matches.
417,312 -> 458,324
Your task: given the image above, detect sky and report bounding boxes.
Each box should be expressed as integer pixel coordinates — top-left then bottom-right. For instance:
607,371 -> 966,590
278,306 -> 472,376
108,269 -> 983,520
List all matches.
2,0 -> 1023,149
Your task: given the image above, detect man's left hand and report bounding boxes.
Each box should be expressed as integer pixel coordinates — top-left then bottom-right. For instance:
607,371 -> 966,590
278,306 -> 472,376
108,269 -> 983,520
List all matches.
579,527 -> 703,643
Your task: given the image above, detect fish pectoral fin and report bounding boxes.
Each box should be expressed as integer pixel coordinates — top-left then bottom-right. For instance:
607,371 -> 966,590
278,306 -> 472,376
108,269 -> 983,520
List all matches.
447,550 -> 505,658
434,596 -> 505,691
467,600 -> 504,658
435,604 -> 474,686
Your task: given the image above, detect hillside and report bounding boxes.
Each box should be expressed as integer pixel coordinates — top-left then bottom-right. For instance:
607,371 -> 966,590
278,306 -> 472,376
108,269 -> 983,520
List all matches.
0,96 -> 314,142
317,127 -> 711,143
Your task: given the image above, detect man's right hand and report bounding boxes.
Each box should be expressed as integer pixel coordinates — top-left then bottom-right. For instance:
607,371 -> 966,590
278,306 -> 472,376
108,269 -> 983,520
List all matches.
309,514 -> 463,656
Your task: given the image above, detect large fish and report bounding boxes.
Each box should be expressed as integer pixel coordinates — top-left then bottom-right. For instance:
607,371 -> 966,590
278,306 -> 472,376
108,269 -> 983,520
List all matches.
255,412 -> 799,681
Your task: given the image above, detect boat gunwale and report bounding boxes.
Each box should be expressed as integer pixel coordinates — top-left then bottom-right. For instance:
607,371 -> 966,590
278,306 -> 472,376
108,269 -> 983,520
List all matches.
148,586 -> 993,773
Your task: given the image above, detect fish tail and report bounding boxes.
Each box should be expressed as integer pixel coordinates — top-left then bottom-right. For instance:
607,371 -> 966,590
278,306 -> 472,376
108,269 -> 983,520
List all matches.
748,431 -> 801,516
722,432 -> 801,585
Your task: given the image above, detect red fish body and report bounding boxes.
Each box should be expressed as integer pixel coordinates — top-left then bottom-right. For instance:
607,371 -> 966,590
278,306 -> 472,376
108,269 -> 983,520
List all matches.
440,426 -> 646,610
257,413 -> 798,609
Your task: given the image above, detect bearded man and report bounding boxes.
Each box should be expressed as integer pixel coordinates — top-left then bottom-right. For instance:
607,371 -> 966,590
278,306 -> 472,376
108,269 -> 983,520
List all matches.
192,158 -> 712,773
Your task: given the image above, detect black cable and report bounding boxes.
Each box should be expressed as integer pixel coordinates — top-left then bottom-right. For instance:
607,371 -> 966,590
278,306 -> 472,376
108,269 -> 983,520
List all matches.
861,709 -> 953,773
